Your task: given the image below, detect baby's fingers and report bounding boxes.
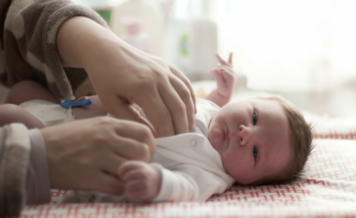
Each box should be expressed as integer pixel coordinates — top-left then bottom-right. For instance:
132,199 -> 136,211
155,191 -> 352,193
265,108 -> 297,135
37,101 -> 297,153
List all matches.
228,53 -> 233,65
118,161 -> 144,181
216,53 -> 233,66
217,66 -> 237,78
209,69 -> 226,88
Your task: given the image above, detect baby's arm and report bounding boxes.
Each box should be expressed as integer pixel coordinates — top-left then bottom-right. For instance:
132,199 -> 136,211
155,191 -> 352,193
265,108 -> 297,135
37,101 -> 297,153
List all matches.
118,161 -> 228,202
118,161 -> 162,201
205,53 -> 246,107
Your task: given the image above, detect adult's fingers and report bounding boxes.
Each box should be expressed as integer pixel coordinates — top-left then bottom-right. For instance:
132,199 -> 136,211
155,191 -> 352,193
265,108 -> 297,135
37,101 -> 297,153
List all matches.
169,65 -> 197,115
168,76 -> 195,132
100,93 -> 154,130
90,172 -> 125,195
104,119 -> 156,158
95,151 -> 128,176
111,136 -> 151,161
137,86 -> 176,137
99,93 -> 156,140
158,80 -> 190,135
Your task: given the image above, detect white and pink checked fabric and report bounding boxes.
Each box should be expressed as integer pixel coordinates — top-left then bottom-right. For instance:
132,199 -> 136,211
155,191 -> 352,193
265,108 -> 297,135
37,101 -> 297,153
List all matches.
312,117 -> 356,140
21,137 -> 356,217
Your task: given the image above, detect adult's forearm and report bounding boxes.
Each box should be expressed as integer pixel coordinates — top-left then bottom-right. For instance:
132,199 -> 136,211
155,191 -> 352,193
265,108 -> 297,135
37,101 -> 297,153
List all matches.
57,16 -> 128,68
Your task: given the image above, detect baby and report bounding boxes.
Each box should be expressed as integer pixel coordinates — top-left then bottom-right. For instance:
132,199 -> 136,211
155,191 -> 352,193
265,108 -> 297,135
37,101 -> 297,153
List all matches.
0,53 -> 313,202
99,54 -> 313,202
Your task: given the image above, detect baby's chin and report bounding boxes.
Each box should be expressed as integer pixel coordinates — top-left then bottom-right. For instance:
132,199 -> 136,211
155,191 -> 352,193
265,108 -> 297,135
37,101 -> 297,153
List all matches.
207,127 -> 225,153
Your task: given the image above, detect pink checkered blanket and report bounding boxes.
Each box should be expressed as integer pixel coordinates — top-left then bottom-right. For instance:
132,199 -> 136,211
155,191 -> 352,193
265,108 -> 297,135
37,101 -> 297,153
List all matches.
20,120 -> 356,217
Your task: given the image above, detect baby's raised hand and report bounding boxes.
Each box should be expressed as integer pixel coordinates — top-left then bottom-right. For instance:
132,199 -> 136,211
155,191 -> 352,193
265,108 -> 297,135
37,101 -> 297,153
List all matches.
209,53 -> 237,98
118,160 -> 161,202
206,53 -> 247,107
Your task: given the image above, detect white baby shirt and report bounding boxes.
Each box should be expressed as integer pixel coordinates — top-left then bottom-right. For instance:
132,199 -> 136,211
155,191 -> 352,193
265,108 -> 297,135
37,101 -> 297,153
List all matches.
63,99 -> 235,203
151,99 -> 235,202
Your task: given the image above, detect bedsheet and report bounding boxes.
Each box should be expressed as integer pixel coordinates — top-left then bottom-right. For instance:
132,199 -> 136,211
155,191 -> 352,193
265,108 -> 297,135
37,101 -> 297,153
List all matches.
311,117 -> 356,140
21,139 -> 356,217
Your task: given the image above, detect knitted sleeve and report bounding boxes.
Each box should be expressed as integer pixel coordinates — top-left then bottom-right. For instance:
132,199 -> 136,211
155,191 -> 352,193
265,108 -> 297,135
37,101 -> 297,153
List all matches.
0,124 -> 31,216
0,0 -> 108,99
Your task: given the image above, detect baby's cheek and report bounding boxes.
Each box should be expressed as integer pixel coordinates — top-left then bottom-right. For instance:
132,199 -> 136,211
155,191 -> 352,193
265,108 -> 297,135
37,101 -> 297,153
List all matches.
225,151 -> 255,184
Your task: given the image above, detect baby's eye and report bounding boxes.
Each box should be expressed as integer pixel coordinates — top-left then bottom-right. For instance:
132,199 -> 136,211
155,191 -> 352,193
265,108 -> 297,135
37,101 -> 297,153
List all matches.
253,147 -> 258,160
252,111 -> 257,125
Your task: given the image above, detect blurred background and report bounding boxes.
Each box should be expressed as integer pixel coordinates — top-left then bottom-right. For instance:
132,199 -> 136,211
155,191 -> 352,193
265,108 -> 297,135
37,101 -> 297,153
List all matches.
2,0 -> 356,117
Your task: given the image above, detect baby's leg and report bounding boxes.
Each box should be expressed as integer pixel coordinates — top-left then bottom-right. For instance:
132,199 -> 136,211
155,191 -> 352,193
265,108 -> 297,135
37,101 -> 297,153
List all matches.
0,104 -> 45,128
71,95 -> 108,120
3,80 -> 60,105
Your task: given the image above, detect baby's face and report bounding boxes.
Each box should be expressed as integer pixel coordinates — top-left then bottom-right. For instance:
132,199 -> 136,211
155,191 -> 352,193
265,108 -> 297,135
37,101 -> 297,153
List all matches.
208,99 -> 292,185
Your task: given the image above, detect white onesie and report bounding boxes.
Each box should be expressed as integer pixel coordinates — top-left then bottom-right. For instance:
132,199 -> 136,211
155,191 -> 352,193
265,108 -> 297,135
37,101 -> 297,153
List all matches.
64,99 -> 235,203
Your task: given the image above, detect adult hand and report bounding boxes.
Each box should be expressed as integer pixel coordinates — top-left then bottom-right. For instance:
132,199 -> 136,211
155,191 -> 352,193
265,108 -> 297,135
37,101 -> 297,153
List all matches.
41,117 -> 155,195
57,17 -> 196,137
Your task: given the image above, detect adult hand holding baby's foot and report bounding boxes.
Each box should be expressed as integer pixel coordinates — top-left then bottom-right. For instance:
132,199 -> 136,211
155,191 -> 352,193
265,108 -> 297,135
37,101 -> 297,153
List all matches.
118,161 -> 162,202
41,117 -> 155,196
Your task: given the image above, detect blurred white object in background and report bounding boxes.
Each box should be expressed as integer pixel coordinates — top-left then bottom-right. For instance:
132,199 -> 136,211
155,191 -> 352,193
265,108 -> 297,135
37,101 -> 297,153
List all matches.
189,0 -> 217,81
120,17 -> 151,53
309,20 -> 334,94
161,0 -> 218,80
161,0 -> 191,75
111,0 -> 162,56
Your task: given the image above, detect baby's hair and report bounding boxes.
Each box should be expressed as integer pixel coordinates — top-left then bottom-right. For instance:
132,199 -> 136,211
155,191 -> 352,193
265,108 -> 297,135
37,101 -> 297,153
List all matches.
251,97 -> 313,186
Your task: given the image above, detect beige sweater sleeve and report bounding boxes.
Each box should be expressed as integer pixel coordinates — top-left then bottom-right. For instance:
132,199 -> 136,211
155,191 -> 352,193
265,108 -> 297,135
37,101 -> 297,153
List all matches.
0,124 -> 31,216
0,0 -> 108,99
0,0 -> 110,216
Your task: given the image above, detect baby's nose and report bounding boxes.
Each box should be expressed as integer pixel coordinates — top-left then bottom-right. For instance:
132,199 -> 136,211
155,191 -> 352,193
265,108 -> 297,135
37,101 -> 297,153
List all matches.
238,125 -> 249,146
238,124 -> 255,147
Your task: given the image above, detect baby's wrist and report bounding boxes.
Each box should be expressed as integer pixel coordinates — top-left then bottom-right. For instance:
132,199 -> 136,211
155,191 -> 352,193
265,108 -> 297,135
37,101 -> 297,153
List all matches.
217,89 -> 232,100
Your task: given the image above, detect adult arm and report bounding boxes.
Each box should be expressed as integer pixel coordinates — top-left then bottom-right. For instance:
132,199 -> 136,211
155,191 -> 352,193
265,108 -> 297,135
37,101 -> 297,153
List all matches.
0,0 -> 107,98
0,124 -> 32,216
56,16 -> 196,137
0,117 -> 155,216
0,125 -> 51,216
0,0 -> 196,137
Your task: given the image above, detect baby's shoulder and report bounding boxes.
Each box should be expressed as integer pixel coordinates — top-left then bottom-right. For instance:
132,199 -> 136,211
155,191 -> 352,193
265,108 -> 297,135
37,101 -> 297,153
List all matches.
196,98 -> 220,113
